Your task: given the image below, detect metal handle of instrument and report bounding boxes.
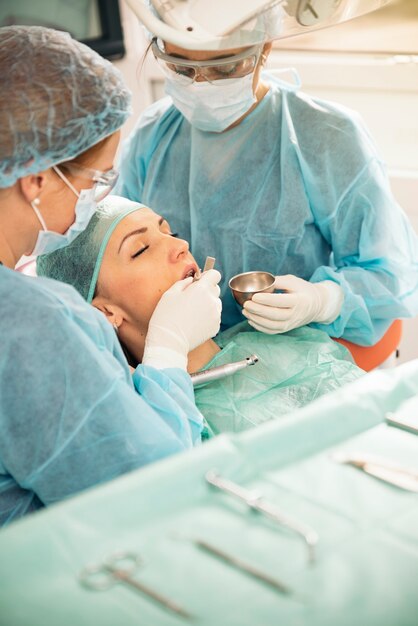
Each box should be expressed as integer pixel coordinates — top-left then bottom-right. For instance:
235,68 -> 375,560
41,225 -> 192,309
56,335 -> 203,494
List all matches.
193,256 -> 216,281
386,412 -> 418,436
191,355 -> 259,387
206,471 -> 318,562
333,452 -> 418,493
193,538 -> 291,594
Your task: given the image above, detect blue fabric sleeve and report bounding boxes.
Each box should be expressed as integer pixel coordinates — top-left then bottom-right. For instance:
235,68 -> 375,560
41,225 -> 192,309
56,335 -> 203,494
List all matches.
309,157 -> 418,345
133,365 -> 203,446
286,97 -> 418,346
0,297 -> 202,509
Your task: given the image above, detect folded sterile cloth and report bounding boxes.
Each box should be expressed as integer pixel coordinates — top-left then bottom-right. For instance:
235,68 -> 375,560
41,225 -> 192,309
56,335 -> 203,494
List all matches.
196,322 -> 363,434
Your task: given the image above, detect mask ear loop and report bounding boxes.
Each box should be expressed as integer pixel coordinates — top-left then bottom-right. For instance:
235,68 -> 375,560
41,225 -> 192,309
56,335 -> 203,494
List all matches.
31,197 -> 47,231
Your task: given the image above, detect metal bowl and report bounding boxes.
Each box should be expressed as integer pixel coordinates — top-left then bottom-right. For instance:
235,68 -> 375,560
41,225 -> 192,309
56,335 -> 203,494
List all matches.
228,271 -> 276,306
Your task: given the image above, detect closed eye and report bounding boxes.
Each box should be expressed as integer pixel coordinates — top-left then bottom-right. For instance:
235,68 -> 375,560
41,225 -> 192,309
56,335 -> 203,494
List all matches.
131,231 -> 178,258
131,245 -> 149,259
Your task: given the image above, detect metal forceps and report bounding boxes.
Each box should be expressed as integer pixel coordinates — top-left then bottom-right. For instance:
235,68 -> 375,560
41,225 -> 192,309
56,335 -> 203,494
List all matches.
79,551 -> 193,620
206,471 -> 318,563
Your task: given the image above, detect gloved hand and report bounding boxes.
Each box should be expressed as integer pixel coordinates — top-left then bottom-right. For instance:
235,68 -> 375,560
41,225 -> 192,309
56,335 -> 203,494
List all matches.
142,269 -> 222,370
242,275 -> 344,334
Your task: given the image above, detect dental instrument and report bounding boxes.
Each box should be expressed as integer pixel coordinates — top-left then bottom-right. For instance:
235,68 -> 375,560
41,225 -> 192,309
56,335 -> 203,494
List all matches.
333,452 -> 418,493
206,470 -> 318,562
203,256 -> 216,272
193,255 -> 216,281
79,552 -> 193,619
192,537 -> 291,595
191,354 -> 259,387
386,412 -> 418,437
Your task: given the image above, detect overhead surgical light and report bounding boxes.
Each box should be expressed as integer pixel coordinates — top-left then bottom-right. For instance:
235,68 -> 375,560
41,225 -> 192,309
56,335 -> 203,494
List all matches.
124,0 -> 390,50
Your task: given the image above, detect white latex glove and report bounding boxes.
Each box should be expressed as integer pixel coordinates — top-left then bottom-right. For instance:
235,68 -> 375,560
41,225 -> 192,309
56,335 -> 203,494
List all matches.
142,269 -> 222,370
242,275 -> 344,334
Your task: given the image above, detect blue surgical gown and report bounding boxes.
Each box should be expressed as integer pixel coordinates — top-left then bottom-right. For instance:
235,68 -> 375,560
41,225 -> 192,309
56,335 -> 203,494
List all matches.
0,265 -> 203,526
116,73 -> 418,346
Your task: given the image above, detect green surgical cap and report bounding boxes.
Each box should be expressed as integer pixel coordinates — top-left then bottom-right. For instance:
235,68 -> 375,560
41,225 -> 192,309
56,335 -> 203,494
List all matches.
36,196 -> 146,302
0,26 -> 131,188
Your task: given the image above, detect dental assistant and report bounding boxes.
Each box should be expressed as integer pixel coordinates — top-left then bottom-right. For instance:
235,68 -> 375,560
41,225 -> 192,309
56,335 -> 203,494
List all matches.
117,1 -> 418,346
0,26 -> 221,526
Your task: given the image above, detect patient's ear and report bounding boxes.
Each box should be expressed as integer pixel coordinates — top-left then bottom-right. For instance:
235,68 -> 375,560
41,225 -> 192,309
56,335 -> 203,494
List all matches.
92,297 -> 125,329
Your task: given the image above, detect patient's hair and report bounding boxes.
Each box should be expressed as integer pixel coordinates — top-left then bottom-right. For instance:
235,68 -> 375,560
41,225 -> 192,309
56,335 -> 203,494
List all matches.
36,195 -> 145,302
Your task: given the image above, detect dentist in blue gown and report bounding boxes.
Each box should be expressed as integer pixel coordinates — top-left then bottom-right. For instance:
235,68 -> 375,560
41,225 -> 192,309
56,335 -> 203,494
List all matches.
116,1 -> 418,346
0,26 -> 221,526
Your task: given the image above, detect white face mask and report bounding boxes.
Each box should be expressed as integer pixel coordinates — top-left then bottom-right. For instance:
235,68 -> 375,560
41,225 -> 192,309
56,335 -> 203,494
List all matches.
30,168 -> 97,257
165,73 -> 256,133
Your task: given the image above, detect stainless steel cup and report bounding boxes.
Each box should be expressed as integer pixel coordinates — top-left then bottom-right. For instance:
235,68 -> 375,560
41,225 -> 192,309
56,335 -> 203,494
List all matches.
228,271 -> 276,306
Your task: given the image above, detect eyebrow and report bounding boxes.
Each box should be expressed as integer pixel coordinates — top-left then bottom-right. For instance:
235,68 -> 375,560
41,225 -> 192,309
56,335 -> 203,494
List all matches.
118,216 -> 165,253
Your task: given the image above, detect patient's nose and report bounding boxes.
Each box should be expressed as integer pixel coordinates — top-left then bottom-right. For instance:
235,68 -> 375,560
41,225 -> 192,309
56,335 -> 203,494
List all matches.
169,237 -> 189,262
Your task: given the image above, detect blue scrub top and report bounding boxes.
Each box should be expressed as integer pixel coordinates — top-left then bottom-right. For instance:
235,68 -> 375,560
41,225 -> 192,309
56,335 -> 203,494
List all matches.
116,74 -> 418,346
0,265 -> 203,526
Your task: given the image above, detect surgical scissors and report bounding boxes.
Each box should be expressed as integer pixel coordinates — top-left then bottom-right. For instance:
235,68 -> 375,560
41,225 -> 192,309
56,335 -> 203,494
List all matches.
206,471 -> 318,562
79,551 -> 193,620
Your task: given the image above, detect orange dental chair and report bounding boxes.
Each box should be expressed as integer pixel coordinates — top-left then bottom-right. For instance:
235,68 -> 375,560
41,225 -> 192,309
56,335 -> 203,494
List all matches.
334,320 -> 402,371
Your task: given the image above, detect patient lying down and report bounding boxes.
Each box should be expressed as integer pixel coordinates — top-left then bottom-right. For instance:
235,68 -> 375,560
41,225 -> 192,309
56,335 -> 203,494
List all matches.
37,196 -> 363,436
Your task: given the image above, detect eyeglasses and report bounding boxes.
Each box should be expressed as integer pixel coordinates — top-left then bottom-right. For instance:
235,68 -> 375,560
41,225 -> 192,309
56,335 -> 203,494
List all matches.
56,162 -> 119,202
152,38 -> 262,86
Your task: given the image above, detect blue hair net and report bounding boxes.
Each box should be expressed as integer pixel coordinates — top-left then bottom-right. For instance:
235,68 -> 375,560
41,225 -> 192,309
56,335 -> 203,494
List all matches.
36,196 -> 145,302
0,26 -> 132,188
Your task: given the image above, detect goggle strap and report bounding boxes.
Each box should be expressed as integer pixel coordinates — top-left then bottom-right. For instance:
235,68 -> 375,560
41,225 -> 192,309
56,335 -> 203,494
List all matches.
53,165 -> 81,199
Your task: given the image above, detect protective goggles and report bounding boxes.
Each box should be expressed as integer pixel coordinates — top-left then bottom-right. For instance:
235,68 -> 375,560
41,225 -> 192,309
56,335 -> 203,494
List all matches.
152,38 -> 262,85
57,162 -> 119,202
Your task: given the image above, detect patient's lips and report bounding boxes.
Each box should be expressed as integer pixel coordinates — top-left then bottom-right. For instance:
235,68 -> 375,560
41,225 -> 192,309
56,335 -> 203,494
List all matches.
182,263 -> 199,280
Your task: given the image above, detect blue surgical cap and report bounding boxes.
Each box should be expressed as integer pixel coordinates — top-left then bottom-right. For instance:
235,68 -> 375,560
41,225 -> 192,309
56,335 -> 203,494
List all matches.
36,196 -> 146,302
0,26 -> 132,188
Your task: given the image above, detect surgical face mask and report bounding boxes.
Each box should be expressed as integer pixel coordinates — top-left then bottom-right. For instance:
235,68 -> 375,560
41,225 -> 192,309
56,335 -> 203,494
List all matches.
30,167 -> 97,257
165,73 -> 256,133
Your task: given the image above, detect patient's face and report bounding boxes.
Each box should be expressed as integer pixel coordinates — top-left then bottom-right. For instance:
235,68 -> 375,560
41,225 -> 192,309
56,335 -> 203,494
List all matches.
96,207 -> 199,333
